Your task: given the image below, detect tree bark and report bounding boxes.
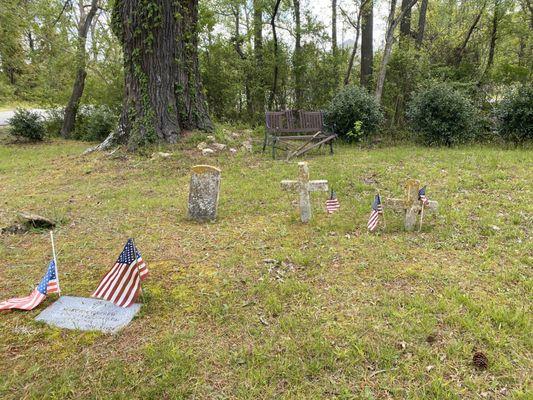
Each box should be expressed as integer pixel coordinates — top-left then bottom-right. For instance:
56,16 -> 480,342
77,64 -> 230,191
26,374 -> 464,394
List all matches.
293,0 -> 303,108
342,0 -> 368,85
253,0 -> 265,114
93,0 -> 212,151
454,1 -> 486,66
360,0 -> 373,87
375,0 -> 418,103
268,0 -> 282,110
485,0 -> 501,72
332,0 -> 337,54
415,0 -> 428,49
399,0 -> 412,47
61,0 -> 99,138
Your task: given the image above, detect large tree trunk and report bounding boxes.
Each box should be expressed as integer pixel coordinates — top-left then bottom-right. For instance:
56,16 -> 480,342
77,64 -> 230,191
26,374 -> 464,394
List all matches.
95,0 -> 212,150
415,0 -> 429,49
360,0 -> 373,88
293,0 -> 303,108
61,0 -> 99,138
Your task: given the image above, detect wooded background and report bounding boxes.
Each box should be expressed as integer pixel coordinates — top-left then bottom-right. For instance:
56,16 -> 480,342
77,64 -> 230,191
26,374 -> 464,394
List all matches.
0,0 -> 531,129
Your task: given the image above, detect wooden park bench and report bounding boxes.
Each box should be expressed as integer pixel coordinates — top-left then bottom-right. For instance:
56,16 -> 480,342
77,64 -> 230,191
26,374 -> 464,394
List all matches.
263,110 -> 337,160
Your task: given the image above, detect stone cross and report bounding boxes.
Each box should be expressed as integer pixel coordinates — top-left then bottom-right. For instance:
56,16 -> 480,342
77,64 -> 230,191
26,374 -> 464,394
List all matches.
188,165 -> 221,222
281,162 -> 328,223
384,179 -> 438,231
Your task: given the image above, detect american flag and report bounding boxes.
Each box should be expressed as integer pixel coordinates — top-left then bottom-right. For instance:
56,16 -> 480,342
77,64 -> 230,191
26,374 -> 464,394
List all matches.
418,186 -> 430,206
92,239 -> 148,308
367,194 -> 383,232
325,189 -> 340,214
0,260 -> 59,311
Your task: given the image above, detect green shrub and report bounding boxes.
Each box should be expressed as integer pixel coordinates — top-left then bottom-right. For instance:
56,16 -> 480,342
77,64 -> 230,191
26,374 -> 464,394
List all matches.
495,85 -> 532,143
8,108 -> 46,141
324,86 -> 383,141
73,105 -> 118,141
407,84 -> 479,146
43,108 -> 64,137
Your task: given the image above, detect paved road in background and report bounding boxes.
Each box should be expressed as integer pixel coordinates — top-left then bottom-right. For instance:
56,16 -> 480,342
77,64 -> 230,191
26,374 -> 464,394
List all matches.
0,109 -> 46,126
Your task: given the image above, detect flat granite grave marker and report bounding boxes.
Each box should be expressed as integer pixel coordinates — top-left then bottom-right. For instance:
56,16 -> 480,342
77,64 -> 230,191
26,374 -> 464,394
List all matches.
188,165 -> 222,222
35,296 -> 141,333
281,161 -> 329,223
384,179 -> 438,231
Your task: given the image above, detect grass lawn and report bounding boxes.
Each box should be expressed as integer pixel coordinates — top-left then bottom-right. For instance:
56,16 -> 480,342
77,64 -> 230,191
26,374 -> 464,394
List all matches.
0,129 -> 531,399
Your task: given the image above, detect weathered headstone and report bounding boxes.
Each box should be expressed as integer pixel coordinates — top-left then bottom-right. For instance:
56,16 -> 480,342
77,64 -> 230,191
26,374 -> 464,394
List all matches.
384,179 -> 438,231
35,296 -> 141,333
188,165 -> 221,222
281,162 -> 328,223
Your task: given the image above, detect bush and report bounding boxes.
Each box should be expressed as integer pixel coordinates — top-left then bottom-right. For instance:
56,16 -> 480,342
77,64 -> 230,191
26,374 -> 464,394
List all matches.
8,108 -> 46,141
73,105 -> 117,141
324,86 -> 383,141
407,84 -> 479,146
43,108 -> 64,137
495,85 -> 532,143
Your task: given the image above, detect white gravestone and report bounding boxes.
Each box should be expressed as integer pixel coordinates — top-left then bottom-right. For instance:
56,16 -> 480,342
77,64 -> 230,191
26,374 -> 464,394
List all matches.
281,162 -> 329,223
35,296 -> 141,333
188,165 -> 222,222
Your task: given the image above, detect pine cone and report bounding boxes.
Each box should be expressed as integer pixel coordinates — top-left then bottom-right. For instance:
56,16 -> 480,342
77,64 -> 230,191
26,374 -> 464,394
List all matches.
473,351 -> 488,370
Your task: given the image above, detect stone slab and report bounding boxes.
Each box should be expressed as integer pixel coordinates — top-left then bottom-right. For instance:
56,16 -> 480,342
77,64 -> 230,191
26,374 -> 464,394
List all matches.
35,296 -> 141,333
188,165 -> 221,222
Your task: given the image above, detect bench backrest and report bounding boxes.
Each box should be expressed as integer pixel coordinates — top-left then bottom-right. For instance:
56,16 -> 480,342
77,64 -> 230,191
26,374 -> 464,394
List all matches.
266,110 -> 324,134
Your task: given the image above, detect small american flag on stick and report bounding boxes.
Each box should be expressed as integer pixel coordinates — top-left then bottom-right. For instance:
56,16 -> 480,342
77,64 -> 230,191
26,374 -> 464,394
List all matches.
92,239 -> 148,308
418,186 -> 430,206
0,260 -> 59,311
325,189 -> 340,214
367,194 -> 383,232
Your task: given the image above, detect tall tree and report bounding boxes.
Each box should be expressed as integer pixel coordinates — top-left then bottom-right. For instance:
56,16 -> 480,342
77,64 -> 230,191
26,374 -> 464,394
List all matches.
268,0 -> 282,109
485,0 -> 502,73
360,0 -> 373,87
253,0 -> 264,114
332,0 -> 338,55
341,0 -> 369,85
293,0 -> 303,108
91,0 -> 212,151
415,0 -> 428,49
399,0 -> 412,47
454,1 -> 487,66
375,0 -> 418,102
61,0 -> 99,138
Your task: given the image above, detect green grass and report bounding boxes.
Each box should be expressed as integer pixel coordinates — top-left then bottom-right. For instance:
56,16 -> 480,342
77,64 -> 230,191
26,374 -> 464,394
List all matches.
0,132 -> 531,399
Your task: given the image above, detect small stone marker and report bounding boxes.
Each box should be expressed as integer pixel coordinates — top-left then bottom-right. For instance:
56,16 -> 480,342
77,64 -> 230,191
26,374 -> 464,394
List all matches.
281,161 -> 328,223
188,165 -> 221,222
384,179 -> 438,231
35,296 -> 141,333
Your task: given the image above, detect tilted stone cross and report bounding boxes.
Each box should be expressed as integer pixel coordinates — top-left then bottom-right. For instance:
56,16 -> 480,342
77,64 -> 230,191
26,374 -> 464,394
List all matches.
281,162 -> 328,223
384,179 -> 438,231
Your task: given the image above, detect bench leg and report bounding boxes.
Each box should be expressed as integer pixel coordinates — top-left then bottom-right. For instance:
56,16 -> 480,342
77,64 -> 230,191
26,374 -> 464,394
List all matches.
272,138 -> 277,159
329,140 -> 334,155
262,133 -> 268,152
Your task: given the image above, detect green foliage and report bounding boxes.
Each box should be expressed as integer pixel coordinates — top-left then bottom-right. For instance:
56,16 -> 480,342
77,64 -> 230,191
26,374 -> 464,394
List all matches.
496,85 -> 533,143
43,108 -> 64,137
72,105 -> 118,142
407,84 -> 479,146
8,108 -> 46,141
324,85 -> 383,141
